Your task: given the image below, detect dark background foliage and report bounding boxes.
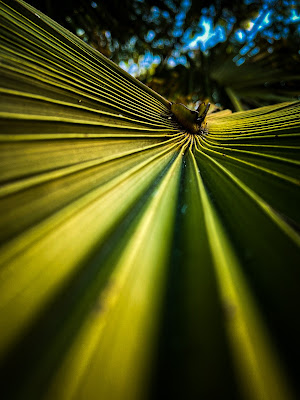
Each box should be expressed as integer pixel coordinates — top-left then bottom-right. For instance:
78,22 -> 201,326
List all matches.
28,0 -> 300,109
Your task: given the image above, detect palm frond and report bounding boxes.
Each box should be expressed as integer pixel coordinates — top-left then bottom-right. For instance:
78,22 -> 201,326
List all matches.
210,44 -> 300,109
0,1 -> 300,400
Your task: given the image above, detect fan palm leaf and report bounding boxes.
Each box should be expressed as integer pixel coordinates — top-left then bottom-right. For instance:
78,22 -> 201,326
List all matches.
0,1 -> 300,399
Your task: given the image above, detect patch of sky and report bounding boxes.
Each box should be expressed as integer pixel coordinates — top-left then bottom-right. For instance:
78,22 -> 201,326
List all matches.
183,16 -> 228,52
261,11 -> 272,26
128,64 -> 139,75
178,55 -> 187,64
128,36 -> 137,48
290,9 -> 300,22
145,30 -> 155,42
184,17 -> 211,50
282,26 -> 290,37
76,28 -> 85,36
236,57 -> 246,66
182,0 -> 191,10
173,28 -> 183,37
262,29 -> 276,39
175,10 -> 186,26
150,6 -> 160,19
209,5 -> 216,17
152,38 -> 164,48
248,46 -> 260,56
167,57 -> 177,67
172,49 -> 180,58
205,26 -> 227,47
235,30 -> 246,43
153,55 -> 161,64
120,52 -> 162,77
240,43 -> 253,56
120,58 -> 139,76
167,55 -> 188,67
201,5 -> 216,17
246,10 -> 272,40
143,51 -> 153,64
119,61 -> 127,70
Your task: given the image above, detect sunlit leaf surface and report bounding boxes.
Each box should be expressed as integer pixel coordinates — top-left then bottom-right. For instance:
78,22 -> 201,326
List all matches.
0,1 -> 300,399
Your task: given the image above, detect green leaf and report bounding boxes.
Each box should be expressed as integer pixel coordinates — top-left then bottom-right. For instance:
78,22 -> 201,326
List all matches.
0,1 -> 300,400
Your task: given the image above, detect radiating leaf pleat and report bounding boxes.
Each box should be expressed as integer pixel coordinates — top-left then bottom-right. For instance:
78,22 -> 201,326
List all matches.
190,150 -> 292,400
0,1 -> 300,400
